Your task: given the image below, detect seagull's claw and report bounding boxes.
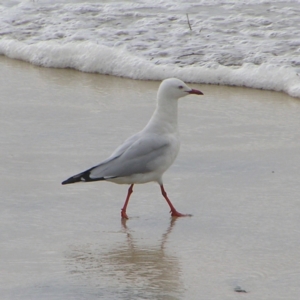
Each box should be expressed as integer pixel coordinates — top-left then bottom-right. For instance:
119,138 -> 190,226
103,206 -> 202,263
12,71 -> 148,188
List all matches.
170,210 -> 192,217
121,209 -> 129,219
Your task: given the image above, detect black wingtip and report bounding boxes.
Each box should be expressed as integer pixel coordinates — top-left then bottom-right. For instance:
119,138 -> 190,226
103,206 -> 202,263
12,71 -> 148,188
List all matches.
61,177 -> 79,185
61,169 -> 107,185
61,172 -> 87,185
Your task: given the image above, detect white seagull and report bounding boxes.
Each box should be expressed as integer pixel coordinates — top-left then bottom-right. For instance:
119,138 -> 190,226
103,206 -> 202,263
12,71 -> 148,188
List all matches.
62,78 -> 203,219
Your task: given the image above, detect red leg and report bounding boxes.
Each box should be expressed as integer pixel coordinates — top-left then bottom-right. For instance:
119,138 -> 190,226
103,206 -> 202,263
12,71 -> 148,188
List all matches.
160,185 -> 192,217
121,184 -> 134,219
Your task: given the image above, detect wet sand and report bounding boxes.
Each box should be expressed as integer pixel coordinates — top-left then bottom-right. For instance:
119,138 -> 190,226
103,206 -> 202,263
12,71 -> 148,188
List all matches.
1,55 -> 300,299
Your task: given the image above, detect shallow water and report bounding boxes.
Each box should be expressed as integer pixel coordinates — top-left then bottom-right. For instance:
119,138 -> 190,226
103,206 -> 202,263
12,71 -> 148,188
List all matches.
1,56 -> 300,299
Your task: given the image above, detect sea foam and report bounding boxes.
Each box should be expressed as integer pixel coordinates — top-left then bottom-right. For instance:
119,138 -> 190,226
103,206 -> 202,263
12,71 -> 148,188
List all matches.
0,0 -> 300,98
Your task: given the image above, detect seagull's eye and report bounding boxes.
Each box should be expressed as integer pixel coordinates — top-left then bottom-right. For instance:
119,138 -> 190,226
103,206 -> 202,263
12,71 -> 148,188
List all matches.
178,86 -> 183,89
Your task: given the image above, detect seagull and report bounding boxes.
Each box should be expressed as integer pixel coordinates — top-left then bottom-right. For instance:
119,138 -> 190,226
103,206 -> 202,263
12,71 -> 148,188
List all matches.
62,78 -> 203,219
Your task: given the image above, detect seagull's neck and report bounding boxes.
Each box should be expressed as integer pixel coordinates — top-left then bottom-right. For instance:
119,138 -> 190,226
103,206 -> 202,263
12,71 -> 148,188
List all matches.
144,96 -> 179,134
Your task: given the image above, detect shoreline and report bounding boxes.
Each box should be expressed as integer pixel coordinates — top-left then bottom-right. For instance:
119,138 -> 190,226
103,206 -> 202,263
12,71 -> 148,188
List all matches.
1,53 -> 299,100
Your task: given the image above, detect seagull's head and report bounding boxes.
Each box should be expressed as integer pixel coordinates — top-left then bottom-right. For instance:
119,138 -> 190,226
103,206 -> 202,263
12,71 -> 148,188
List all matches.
158,78 -> 203,100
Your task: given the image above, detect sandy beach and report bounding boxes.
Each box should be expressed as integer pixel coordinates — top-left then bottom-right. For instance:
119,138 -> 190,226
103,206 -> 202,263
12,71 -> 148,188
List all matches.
1,55 -> 300,299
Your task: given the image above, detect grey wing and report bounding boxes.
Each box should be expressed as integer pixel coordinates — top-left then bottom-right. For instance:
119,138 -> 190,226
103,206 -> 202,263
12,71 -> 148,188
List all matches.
89,135 -> 170,179
108,131 -> 143,160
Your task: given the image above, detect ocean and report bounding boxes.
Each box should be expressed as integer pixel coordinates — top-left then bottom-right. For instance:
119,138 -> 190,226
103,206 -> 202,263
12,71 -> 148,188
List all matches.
1,0 -> 300,98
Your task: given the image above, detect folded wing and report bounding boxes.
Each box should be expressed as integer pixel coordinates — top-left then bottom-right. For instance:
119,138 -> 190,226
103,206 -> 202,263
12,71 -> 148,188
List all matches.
62,133 -> 170,184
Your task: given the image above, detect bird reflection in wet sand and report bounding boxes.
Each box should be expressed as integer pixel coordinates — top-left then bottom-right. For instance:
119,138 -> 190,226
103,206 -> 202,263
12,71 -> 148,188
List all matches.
65,219 -> 183,299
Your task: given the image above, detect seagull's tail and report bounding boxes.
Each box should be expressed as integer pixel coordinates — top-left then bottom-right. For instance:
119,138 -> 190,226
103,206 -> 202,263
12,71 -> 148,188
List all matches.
61,169 -> 105,185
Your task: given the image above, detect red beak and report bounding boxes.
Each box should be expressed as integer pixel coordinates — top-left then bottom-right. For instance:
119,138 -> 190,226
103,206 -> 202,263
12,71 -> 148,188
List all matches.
188,88 -> 203,95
